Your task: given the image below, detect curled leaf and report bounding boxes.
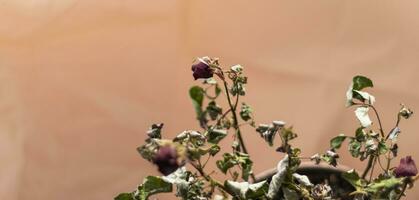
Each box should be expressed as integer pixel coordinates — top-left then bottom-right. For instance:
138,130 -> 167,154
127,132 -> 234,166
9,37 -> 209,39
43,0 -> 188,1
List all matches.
355,107 -> 372,127
330,134 -> 346,149
293,173 -> 313,187
268,155 -> 289,199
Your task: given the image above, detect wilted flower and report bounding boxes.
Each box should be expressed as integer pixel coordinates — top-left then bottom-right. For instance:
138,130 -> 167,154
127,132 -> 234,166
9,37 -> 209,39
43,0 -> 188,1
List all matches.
191,58 -> 213,80
311,183 -> 332,200
399,104 -> 413,119
394,156 -> 418,178
310,153 -> 321,165
153,146 -> 180,175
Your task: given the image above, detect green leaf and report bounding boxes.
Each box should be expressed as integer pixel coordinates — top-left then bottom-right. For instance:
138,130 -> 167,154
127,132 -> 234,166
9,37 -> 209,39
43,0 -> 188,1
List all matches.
230,76 -> 247,96
206,101 -> 222,120
206,129 -> 227,144
321,151 -> 339,167
236,152 -> 253,181
330,134 -> 346,149
209,144 -> 221,156
240,103 -> 253,121
342,169 -> 367,192
366,177 -> 403,194
355,127 -> 366,142
139,176 -> 172,199
349,139 -> 362,158
216,153 -> 237,174
352,76 -> 373,91
216,152 -> 253,181
378,141 -> 389,155
281,126 -> 298,142
114,193 -> 134,200
189,86 -> 205,120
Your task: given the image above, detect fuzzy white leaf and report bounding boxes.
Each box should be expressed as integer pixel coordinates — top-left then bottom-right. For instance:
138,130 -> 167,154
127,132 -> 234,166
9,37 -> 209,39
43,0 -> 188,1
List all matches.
162,167 -> 187,184
162,167 -> 191,197
225,180 -> 266,199
268,155 -> 289,199
355,107 -> 372,127
293,173 -> 313,187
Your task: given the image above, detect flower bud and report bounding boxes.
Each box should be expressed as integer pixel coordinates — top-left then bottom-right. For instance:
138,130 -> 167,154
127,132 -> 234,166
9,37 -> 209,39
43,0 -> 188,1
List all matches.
191,58 -> 213,80
152,146 -> 180,175
399,104 -> 413,119
394,156 -> 418,178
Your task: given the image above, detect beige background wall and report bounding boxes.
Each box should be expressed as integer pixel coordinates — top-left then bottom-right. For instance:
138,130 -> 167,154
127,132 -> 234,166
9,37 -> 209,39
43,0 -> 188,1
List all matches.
1,1 -> 419,199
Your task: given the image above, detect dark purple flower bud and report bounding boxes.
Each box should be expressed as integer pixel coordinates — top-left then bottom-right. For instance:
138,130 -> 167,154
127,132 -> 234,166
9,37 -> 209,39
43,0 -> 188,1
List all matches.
152,146 -> 179,175
394,156 -> 418,178
191,59 -> 213,80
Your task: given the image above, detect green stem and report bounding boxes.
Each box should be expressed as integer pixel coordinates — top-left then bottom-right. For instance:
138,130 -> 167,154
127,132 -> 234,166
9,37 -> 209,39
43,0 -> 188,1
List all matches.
369,156 -> 377,182
353,103 -> 385,138
223,81 -> 249,154
362,155 -> 375,179
223,81 -> 256,182
369,104 -> 386,138
190,161 -> 229,195
396,179 -> 408,200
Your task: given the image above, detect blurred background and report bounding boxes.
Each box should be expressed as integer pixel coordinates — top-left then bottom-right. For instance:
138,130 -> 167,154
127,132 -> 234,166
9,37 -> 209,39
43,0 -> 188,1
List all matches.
1,0 -> 419,199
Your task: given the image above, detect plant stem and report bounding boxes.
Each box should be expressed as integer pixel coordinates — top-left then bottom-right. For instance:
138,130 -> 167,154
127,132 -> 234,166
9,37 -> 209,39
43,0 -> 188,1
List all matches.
369,105 -> 385,138
369,156 -> 377,182
353,103 -> 385,138
190,161 -> 229,195
362,155 -> 375,179
223,82 -> 248,153
396,179 -> 408,200
222,80 -> 256,182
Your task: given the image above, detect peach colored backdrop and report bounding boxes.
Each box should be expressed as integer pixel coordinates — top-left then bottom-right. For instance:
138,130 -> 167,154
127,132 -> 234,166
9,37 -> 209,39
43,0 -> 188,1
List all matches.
1,1 -> 419,199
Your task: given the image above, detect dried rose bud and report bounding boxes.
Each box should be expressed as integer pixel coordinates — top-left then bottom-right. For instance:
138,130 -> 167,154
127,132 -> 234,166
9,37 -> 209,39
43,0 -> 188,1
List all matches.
394,156 -> 418,178
152,146 -> 180,175
191,58 -> 213,80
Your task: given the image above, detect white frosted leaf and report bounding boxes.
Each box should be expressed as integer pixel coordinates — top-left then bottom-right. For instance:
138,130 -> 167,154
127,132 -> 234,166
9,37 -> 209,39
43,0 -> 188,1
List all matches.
355,107 -> 372,127
267,155 -> 289,199
293,173 -> 313,187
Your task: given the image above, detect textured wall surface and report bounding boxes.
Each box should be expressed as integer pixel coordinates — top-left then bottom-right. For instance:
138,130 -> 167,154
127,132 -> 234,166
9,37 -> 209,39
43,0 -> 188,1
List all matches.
1,1 -> 419,199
